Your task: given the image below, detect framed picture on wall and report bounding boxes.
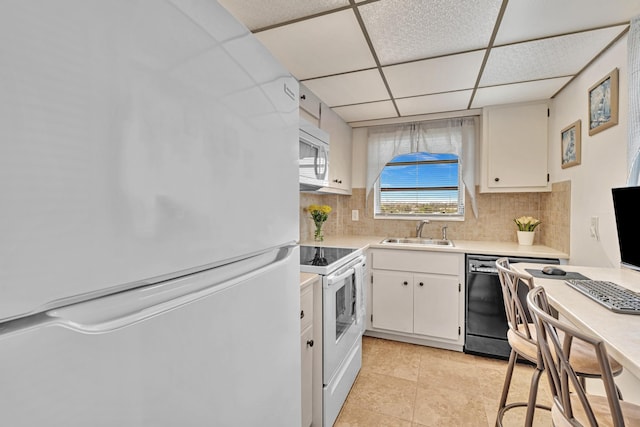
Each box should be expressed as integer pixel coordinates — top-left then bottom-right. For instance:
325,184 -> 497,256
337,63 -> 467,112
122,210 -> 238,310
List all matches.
588,68 -> 619,136
561,120 -> 581,169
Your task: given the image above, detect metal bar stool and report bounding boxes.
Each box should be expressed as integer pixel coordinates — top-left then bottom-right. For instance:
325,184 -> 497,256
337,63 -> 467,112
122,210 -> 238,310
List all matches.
527,286 -> 640,426
495,257 -> 550,426
494,258 -> 623,427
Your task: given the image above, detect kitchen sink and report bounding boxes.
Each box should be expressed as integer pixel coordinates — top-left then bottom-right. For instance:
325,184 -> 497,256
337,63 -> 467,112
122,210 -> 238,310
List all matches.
380,237 -> 454,247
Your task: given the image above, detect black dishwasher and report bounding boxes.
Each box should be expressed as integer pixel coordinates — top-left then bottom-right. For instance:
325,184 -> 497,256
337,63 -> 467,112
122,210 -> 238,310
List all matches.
464,254 -> 559,359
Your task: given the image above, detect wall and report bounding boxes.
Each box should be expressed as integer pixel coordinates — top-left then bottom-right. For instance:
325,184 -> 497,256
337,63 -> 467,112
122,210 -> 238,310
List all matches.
299,122 -> 569,251
549,33 -> 629,267
301,184 -> 569,252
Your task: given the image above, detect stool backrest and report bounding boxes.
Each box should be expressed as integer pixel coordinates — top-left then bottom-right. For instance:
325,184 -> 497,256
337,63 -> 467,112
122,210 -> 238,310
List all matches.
495,257 -> 535,343
526,286 -> 625,427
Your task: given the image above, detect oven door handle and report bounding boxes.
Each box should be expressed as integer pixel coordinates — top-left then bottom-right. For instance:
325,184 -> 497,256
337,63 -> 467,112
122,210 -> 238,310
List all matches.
327,267 -> 355,287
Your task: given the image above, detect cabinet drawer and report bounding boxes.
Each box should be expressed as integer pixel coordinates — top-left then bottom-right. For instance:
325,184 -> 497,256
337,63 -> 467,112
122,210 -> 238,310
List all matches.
300,285 -> 313,330
372,249 -> 459,275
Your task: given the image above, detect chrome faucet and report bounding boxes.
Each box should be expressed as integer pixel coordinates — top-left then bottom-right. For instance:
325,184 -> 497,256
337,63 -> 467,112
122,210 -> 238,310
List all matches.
416,220 -> 430,238
442,225 -> 448,240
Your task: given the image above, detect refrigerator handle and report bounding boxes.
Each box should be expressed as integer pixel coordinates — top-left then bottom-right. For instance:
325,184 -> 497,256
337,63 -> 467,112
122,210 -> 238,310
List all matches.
3,245 -> 297,337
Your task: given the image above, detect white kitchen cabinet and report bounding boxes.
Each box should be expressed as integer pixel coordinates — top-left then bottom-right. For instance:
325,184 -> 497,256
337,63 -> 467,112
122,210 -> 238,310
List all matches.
369,249 -> 464,350
299,276 -> 317,427
371,270 -> 413,333
480,101 -> 550,193
300,327 -> 314,427
413,273 -> 460,340
299,82 -> 321,122
318,104 -> 353,195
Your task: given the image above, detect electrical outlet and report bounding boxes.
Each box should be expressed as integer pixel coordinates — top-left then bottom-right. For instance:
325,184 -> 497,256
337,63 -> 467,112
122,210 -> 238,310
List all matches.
590,216 -> 599,240
352,210 -> 359,221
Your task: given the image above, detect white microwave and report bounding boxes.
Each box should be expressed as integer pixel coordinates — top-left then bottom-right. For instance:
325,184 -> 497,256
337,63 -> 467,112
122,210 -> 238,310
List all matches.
299,118 -> 329,191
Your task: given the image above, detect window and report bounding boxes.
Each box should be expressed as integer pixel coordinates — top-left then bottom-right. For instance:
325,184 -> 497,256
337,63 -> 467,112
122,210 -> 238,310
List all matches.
366,116 -> 478,218
375,152 -> 464,218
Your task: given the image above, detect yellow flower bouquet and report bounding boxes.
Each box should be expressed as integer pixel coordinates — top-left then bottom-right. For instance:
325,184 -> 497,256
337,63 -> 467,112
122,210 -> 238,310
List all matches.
308,204 -> 332,241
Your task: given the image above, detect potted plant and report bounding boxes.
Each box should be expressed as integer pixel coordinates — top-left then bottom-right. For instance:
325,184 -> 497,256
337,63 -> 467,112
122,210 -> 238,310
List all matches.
514,216 -> 541,245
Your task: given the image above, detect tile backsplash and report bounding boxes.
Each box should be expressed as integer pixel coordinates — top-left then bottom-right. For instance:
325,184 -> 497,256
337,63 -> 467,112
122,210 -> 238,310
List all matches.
300,181 -> 570,254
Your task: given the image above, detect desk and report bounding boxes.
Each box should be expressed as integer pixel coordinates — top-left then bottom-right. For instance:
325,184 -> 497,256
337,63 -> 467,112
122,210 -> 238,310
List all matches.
511,263 -> 640,380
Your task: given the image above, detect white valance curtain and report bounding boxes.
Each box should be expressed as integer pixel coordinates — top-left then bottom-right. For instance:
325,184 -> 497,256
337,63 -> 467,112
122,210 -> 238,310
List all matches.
628,15 -> 640,186
366,116 -> 478,217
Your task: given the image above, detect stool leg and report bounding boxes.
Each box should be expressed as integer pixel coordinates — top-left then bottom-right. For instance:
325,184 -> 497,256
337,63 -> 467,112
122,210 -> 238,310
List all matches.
496,349 -> 517,427
524,365 -> 544,427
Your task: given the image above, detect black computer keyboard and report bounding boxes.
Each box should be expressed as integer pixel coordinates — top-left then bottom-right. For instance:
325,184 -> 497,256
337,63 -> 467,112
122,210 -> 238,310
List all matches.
564,279 -> 640,315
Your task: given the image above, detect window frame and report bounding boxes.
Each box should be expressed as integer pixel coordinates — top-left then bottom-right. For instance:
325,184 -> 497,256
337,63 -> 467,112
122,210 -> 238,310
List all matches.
373,152 -> 465,221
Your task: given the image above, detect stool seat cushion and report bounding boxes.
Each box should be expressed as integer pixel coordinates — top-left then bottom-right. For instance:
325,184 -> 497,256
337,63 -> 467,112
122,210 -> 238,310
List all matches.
507,323 -> 623,377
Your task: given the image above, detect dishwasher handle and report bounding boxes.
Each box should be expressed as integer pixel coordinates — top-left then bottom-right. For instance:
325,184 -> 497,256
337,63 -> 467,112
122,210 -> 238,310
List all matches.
469,264 -> 499,274
467,255 -> 559,274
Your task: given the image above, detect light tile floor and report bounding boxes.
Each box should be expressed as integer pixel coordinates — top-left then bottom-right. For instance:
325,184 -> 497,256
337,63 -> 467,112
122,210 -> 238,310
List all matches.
334,336 -> 553,426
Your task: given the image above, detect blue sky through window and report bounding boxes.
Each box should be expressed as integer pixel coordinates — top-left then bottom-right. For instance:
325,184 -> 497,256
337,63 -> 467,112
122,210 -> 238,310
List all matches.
380,153 -> 459,205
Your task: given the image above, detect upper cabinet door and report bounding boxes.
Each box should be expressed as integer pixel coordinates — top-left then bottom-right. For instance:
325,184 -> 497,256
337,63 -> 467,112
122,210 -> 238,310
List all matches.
319,104 -> 353,194
481,101 -> 550,193
299,82 -> 321,120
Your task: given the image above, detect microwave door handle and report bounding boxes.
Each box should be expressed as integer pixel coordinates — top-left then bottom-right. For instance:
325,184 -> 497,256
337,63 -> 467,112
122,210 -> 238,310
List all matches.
327,267 -> 355,287
316,149 -> 327,179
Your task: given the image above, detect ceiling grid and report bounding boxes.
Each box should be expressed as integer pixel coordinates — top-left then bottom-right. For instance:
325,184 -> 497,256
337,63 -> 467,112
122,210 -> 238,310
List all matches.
218,0 -> 640,123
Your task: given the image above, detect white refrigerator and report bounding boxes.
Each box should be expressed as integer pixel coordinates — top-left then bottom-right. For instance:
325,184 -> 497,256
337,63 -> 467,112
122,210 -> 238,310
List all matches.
0,1 -> 301,426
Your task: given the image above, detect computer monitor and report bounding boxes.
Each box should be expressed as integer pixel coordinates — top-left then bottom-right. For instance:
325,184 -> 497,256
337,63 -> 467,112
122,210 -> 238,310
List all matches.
612,186 -> 640,271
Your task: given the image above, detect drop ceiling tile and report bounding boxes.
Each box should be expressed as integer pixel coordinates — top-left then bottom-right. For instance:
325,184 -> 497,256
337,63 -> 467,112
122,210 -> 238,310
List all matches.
332,101 -> 398,123
471,77 -> 572,108
383,50 -> 485,98
303,69 -> 389,107
217,0 -> 349,31
496,0 -> 638,45
396,90 -> 472,116
481,26 -> 627,87
359,0 -> 502,65
255,9 -> 375,80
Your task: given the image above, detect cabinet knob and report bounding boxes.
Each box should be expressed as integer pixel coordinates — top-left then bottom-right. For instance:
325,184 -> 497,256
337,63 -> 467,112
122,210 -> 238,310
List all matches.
300,94 -> 306,100
419,282 -> 424,287
403,281 -> 408,286
300,310 -> 304,319
494,177 -> 500,182
307,339 -> 314,348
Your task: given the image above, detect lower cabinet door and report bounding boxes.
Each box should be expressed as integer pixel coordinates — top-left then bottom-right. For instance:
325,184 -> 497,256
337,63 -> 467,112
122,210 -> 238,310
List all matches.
414,273 -> 459,340
372,271 -> 413,333
301,326 -> 314,427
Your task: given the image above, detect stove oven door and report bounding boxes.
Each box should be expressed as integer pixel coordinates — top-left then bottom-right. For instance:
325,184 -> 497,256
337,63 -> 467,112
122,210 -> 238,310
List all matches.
322,256 -> 363,384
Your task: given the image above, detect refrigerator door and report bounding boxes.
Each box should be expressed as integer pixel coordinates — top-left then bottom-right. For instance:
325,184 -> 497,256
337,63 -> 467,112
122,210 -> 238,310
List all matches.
0,246 -> 301,427
0,0 -> 299,321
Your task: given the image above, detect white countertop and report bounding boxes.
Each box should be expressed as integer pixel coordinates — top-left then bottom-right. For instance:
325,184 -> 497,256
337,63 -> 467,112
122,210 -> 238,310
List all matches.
299,272 -> 318,288
300,235 -> 569,260
511,262 -> 640,379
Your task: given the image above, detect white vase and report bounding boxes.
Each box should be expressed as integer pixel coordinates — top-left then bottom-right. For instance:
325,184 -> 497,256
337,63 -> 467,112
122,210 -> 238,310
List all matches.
517,231 -> 535,245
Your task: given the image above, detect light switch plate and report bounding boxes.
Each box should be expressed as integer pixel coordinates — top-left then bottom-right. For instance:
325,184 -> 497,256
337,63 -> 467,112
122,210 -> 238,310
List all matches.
352,210 -> 359,221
